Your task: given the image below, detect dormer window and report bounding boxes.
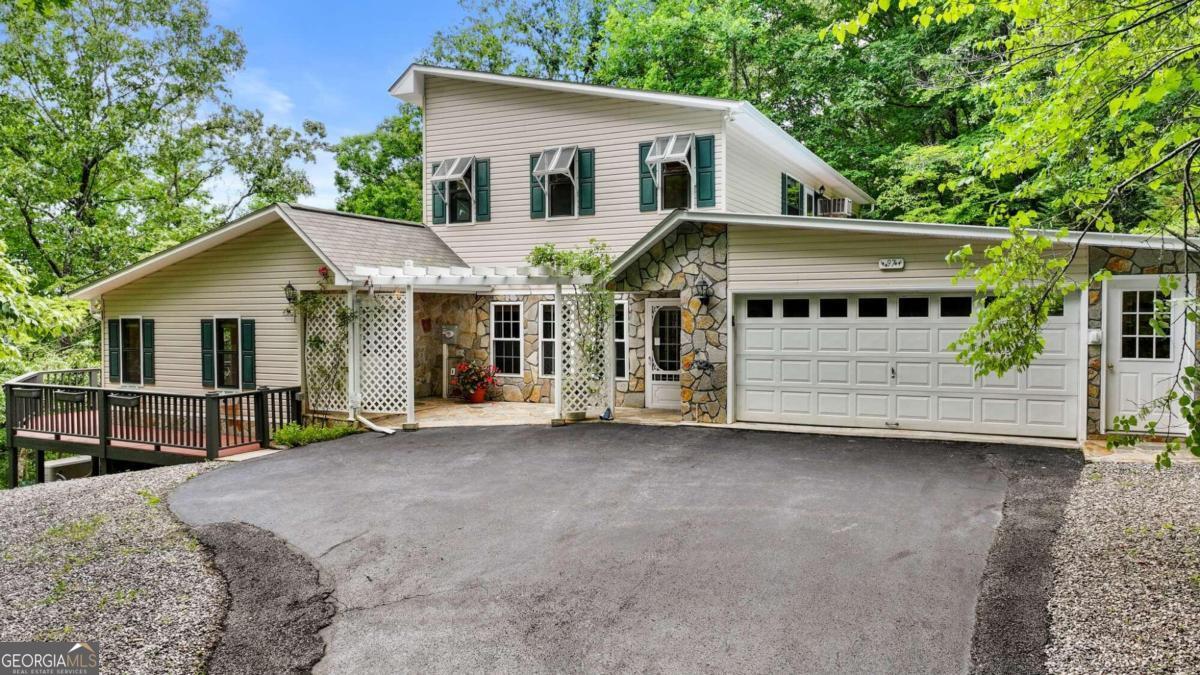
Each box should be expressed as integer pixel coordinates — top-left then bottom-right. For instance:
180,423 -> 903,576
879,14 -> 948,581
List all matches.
645,134 -> 694,209
430,156 -> 491,224
533,146 -> 578,217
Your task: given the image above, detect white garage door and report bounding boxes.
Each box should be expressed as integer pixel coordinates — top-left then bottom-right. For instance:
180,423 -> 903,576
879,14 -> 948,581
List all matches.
734,293 -> 1080,438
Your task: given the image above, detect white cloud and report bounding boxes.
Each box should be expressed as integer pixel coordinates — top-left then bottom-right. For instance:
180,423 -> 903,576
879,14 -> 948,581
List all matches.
231,68 -> 294,121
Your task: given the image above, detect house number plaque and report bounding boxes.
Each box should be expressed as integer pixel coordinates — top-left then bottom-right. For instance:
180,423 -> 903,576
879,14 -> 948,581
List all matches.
878,258 -> 905,271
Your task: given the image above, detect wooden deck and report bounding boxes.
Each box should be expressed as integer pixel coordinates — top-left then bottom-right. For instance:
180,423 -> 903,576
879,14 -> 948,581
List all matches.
4,369 -> 301,486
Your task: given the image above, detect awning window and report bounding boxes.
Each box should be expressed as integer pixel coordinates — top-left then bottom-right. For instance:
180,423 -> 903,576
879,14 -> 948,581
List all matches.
644,133 -> 694,186
431,155 -> 475,202
531,146 -> 578,191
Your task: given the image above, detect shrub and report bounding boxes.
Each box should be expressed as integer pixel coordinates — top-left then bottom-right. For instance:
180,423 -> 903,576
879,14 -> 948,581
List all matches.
272,422 -> 360,448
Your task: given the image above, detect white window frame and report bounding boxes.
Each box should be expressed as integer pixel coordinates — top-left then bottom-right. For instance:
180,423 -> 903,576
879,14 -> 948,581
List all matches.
614,300 -> 629,381
431,156 -> 476,226
212,314 -> 243,391
490,301 -> 524,376
783,173 -> 802,216
117,315 -> 144,386
538,301 -> 556,378
645,134 -> 696,212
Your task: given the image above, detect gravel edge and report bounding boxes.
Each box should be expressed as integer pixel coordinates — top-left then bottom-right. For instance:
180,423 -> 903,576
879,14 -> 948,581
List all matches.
191,521 -> 335,674
969,446 -> 1085,674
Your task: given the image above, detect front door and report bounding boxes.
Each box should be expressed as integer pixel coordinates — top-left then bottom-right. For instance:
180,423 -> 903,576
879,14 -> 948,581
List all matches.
646,299 -> 682,409
1105,276 -> 1191,433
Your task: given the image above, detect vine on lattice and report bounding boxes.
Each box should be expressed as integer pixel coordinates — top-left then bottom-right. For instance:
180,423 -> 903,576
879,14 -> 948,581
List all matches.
302,292 -> 350,412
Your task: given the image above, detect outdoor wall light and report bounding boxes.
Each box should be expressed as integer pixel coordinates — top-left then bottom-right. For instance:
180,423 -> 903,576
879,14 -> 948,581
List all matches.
695,276 -> 713,306
284,281 -> 299,305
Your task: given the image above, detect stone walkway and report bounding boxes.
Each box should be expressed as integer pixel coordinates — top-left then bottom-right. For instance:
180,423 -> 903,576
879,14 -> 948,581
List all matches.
372,398 -> 680,429
1082,439 -> 1199,464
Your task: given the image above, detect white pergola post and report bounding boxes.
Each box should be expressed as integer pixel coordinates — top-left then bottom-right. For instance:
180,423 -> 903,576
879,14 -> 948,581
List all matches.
345,286 -> 360,421
606,298 -> 616,419
403,282 -> 417,430
553,282 -> 564,424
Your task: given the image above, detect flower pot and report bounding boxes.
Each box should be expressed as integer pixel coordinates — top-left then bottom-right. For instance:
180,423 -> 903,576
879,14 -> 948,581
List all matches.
466,386 -> 487,404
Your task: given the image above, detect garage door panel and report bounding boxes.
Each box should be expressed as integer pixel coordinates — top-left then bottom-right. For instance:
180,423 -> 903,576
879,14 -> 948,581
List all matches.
856,361 -> 890,386
896,329 -> 932,353
735,293 -> 1079,439
780,329 -> 811,351
743,327 -> 776,351
817,361 -> 851,384
780,360 -> 811,384
817,328 -> 850,352
855,329 -> 889,352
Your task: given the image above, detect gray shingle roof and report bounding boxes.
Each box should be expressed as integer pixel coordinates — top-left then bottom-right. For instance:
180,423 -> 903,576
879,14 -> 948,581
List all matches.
280,203 -> 464,274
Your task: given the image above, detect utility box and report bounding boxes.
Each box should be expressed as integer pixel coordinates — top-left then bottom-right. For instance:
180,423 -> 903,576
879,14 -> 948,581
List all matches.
440,325 -> 458,344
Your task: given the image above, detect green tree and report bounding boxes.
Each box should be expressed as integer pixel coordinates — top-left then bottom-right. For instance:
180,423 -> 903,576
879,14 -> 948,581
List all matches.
333,105 -> 425,222
0,0 -> 326,291
833,0 -> 1200,461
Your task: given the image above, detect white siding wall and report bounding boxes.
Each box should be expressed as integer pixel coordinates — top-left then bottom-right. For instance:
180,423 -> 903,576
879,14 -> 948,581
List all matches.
423,77 -> 726,265
725,123 -> 853,214
101,220 -> 323,393
728,226 -> 1089,290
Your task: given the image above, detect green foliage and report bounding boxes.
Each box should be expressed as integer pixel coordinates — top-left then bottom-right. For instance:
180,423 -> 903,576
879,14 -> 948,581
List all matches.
271,422 -> 361,448
333,105 -> 425,221
0,241 -> 86,369
0,0 -> 326,291
527,240 -> 615,387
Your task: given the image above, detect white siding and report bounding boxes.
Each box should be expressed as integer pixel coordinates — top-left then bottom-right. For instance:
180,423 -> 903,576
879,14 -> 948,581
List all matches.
725,123 -> 854,214
101,220 -> 323,393
423,77 -> 726,266
728,226 -> 1090,290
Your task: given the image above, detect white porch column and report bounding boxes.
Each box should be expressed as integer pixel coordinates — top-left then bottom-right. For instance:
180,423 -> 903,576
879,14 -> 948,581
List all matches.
606,297 -> 616,419
345,286 -> 359,421
553,283 -> 563,424
403,282 -> 418,430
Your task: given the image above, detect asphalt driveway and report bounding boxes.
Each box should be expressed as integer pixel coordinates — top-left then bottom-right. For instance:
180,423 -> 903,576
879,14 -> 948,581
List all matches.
170,424 -> 1077,673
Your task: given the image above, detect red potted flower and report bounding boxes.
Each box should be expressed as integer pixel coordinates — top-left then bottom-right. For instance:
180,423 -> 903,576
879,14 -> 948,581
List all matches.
451,360 -> 498,403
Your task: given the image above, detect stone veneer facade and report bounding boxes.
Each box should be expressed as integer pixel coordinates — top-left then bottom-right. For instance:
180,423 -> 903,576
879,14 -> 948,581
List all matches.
613,222 -> 729,423
412,222 -> 729,422
1086,246 -> 1189,435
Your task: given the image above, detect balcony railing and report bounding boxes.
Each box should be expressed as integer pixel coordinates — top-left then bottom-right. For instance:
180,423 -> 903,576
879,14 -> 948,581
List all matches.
4,368 -> 301,487
817,197 -> 854,218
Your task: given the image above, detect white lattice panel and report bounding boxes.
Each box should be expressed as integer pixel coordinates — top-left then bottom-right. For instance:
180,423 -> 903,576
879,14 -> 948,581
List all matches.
304,294 -> 349,412
359,291 -> 411,415
559,297 -> 612,415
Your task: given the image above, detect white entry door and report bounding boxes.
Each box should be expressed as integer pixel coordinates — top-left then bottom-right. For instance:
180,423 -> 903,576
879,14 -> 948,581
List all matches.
734,292 -> 1081,438
1105,276 -> 1191,433
646,299 -> 681,409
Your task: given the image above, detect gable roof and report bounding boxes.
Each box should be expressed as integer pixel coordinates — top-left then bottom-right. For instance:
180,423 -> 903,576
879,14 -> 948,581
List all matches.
390,64 -> 873,206
69,204 -> 465,300
611,210 -> 1193,276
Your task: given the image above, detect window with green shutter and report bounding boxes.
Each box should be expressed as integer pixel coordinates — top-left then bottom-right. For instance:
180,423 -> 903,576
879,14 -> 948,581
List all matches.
240,319 -> 256,388
781,174 -> 801,215
141,319 -> 155,384
474,158 -> 490,221
695,135 -> 715,207
200,319 -> 215,387
638,142 -> 656,212
578,148 -> 595,215
529,154 -> 545,218
107,319 -> 120,382
430,161 -> 446,224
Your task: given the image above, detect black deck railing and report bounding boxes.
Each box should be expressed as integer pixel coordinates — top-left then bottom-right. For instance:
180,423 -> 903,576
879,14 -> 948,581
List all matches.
4,369 -> 302,487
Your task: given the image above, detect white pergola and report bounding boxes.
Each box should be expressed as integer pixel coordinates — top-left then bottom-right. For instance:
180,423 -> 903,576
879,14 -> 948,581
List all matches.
304,261 -> 613,430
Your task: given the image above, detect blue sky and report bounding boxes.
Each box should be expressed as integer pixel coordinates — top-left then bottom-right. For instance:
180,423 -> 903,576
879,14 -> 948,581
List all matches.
210,0 -> 467,208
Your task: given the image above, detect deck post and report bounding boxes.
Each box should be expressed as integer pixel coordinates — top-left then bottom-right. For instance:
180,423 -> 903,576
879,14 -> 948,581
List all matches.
254,387 -> 269,448
290,389 -> 303,425
35,450 -> 45,483
96,389 -> 110,475
4,383 -> 17,488
204,392 -> 221,460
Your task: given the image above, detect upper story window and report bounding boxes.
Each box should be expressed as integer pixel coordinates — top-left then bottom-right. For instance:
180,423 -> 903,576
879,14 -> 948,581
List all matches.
640,133 -> 715,212
530,146 -> 595,219
781,174 -> 803,215
431,156 -> 490,224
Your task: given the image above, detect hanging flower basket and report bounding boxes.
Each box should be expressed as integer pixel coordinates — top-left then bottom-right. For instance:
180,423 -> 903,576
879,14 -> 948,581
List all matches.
451,360 -> 498,403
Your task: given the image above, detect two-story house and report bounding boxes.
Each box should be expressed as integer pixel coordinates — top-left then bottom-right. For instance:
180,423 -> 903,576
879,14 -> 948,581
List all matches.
42,63 -> 1189,471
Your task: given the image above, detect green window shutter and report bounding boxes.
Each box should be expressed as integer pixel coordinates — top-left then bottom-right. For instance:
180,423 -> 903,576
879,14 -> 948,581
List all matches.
781,173 -> 789,214
141,319 -> 155,384
638,142 -> 657,212
529,154 -> 545,219
578,148 -> 595,216
431,162 -> 446,224
240,319 -> 256,389
474,158 -> 491,221
107,319 -> 120,382
696,135 -> 716,207
201,319 -> 215,387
